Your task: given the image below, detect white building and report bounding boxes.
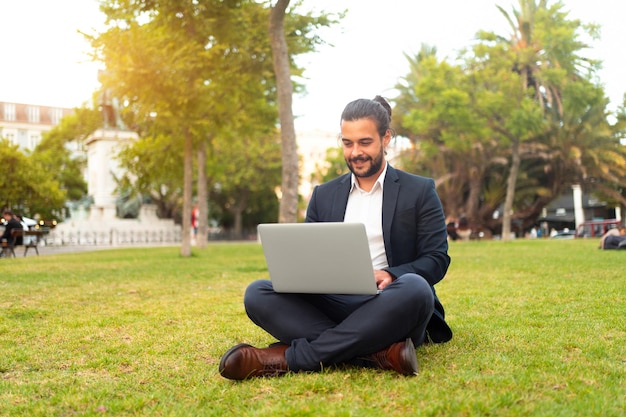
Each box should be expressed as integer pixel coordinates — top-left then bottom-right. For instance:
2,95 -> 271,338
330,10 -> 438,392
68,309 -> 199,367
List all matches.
0,101 -> 73,149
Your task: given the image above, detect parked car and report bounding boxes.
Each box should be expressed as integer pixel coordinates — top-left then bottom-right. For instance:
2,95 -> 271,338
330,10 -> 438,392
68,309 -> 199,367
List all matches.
551,229 -> 576,239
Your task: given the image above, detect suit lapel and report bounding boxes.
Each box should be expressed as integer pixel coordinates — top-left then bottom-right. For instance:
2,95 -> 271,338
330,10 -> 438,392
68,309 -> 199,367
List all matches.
332,174 -> 351,221
382,166 -> 400,265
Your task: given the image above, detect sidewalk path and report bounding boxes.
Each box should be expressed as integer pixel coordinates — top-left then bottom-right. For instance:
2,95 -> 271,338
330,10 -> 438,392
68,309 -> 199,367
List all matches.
14,240 -> 255,257
18,243 -> 179,257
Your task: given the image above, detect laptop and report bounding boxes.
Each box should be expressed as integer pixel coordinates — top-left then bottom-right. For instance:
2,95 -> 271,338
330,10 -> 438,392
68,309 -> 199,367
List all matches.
257,222 -> 380,295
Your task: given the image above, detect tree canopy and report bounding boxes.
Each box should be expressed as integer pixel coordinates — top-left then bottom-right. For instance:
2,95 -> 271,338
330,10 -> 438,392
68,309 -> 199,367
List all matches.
89,0 -> 337,254
393,0 -> 626,237
0,139 -> 67,220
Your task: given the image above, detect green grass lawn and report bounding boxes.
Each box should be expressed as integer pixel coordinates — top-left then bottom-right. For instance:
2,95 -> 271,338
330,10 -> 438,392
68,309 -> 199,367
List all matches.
1,239 -> 624,416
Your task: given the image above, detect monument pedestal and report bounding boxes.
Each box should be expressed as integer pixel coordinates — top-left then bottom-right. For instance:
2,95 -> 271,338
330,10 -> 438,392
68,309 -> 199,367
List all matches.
139,203 -> 162,222
88,205 -> 118,222
85,129 -> 138,222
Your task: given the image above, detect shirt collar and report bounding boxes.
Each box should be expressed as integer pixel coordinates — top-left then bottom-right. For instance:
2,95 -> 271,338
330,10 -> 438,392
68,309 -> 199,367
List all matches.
350,162 -> 388,193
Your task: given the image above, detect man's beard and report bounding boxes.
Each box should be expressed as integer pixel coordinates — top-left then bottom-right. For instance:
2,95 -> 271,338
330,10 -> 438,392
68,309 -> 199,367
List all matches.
346,151 -> 384,178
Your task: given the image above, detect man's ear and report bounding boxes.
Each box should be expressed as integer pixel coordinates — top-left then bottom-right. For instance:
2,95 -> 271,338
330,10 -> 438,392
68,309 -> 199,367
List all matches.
383,130 -> 392,147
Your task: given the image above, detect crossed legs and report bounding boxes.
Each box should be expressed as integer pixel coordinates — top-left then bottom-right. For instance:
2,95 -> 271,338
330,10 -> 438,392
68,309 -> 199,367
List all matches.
243,273 -> 434,372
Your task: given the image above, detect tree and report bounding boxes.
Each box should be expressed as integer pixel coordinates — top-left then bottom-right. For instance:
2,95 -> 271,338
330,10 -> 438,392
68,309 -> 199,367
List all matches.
269,0 -> 298,223
475,0 -> 601,239
394,46 -> 502,228
0,139 -> 66,219
209,133 -> 282,237
93,1 -> 275,255
267,0 -> 341,223
393,1 -> 625,237
538,81 -> 626,208
467,43 -> 545,239
116,133 -> 185,220
32,107 -> 100,202
92,0 -> 335,254
196,140 -> 209,248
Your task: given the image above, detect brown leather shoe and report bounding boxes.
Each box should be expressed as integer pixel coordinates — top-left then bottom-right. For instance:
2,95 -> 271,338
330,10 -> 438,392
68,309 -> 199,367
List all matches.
219,343 -> 289,380
363,338 -> 418,376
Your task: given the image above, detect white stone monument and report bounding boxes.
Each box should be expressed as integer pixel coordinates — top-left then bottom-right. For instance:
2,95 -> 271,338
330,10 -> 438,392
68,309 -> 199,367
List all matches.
48,74 -> 182,245
51,127 -> 182,246
86,128 -> 138,222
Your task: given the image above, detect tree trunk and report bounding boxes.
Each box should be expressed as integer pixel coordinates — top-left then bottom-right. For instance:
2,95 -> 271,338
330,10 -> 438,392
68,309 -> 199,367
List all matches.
180,128 -> 193,256
502,138 -> 520,241
227,190 -> 248,239
466,166 -> 483,224
269,0 -> 298,223
233,208 -> 244,239
196,140 -> 208,248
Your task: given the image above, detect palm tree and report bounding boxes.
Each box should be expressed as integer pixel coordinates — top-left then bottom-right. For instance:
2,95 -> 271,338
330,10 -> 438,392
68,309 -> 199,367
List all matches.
477,0 -> 600,239
394,46 -> 502,227
542,82 -> 626,207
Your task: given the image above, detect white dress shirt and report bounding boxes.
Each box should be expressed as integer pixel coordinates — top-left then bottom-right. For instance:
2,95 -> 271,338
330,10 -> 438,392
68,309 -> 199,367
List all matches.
343,163 -> 389,270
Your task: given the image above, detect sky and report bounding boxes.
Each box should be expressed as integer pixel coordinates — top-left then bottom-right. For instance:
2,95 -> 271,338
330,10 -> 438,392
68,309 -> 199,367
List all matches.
1,0 -> 624,133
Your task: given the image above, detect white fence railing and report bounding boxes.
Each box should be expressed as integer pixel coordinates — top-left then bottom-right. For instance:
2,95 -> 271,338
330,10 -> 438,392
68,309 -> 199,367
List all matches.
45,228 -> 182,246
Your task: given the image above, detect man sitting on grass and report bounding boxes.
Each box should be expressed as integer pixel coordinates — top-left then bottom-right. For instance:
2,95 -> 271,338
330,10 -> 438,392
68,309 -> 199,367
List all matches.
219,96 -> 452,380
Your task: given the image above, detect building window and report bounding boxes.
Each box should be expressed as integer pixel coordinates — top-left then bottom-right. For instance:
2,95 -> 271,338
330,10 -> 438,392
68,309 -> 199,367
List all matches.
50,107 -> 64,125
3,103 -> 16,121
18,129 -> 28,148
5,131 -> 16,145
27,106 -> 40,123
29,133 -> 41,149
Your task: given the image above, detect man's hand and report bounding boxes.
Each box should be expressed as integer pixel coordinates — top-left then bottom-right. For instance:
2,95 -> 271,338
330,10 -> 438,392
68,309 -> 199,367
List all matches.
374,270 -> 394,291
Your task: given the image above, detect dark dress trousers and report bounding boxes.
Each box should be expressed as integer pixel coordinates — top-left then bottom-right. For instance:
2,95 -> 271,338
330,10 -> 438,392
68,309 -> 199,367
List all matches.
244,165 -> 452,371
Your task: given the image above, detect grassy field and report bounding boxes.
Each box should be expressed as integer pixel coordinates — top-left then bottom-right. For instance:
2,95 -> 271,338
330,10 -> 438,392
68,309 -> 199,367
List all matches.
1,239 -> 624,416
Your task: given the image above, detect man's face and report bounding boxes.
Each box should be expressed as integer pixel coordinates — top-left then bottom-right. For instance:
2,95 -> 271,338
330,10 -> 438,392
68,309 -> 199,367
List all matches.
340,118 -> 390,179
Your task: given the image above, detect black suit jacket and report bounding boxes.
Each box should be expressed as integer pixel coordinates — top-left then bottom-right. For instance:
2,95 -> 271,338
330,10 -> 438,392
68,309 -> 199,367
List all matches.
305,165 -> 453,343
